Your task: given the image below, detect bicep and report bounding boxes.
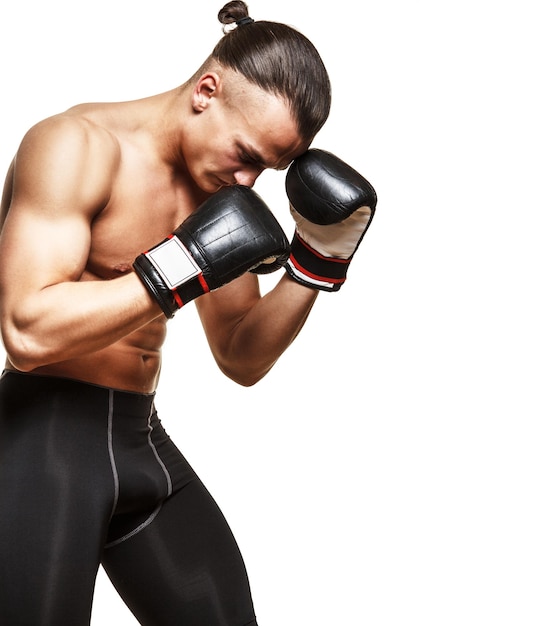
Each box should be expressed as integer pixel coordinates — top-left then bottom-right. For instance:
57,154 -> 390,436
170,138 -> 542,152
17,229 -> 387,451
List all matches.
0,119 -> 114,313
0,208 -> 91,300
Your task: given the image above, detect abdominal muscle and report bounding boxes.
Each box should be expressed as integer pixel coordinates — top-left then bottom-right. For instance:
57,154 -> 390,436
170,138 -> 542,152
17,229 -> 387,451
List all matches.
6,318 -> 167,394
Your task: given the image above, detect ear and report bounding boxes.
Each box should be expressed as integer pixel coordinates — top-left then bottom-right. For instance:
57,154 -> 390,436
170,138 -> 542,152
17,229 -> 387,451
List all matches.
191,73 -> 221,112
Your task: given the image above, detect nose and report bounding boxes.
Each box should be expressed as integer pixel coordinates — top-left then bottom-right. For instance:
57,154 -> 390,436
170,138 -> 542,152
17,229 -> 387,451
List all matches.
233,167 -> 263,188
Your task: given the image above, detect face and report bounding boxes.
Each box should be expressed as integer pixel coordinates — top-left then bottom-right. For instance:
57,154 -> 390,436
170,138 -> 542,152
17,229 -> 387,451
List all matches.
186,70 -> 309,193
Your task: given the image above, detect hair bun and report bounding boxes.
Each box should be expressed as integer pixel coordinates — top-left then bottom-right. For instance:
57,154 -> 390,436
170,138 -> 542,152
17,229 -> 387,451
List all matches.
218,1 -> 250,26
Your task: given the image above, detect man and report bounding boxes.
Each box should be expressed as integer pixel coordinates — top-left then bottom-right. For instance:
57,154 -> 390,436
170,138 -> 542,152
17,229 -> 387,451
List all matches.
0,3 -> 376,624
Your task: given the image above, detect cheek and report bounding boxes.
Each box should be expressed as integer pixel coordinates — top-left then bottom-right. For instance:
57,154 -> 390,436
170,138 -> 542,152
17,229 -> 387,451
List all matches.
214,151 -> 241,175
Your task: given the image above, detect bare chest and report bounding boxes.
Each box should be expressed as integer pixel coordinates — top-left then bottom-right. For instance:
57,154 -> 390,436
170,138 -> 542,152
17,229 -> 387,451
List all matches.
86,162 -> 203,280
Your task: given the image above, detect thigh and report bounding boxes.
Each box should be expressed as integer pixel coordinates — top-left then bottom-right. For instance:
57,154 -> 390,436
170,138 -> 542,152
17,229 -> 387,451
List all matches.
102,477 -> 258,626
0,373 -> 115,625
0,491 -> 107,626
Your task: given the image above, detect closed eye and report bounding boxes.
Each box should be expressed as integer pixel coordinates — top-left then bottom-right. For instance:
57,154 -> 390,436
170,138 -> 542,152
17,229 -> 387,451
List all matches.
239,151 -> 258,166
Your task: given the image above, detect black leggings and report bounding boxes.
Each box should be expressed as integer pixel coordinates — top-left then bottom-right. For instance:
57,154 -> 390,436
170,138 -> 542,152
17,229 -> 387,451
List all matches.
0,371 -> 258,626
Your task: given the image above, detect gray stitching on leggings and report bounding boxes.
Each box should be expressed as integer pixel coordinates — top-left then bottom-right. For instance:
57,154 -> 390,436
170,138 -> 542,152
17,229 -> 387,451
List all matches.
104,503 -> 162,549
147,406 -> 173,497
107,390 -> 120,517
104,403 -> 172,550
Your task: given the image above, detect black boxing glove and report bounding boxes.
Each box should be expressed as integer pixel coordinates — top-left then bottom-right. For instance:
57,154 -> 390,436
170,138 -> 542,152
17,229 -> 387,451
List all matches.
284,149 -> 377,291
134,185 -> 290,318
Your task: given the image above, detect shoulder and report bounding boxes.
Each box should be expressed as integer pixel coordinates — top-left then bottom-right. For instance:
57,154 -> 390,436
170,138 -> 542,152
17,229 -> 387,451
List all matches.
13,110 -> 122,217
17,110 -> 120,173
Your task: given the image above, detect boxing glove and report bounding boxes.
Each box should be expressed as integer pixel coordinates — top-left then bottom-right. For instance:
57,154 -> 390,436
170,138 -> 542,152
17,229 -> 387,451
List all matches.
134,185 -> 290,318
284,149 -> 377,291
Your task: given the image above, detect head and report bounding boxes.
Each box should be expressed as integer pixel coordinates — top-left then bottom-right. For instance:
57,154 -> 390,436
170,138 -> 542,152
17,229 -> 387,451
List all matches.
211,1 -> 332,145
182,2 -> 331,192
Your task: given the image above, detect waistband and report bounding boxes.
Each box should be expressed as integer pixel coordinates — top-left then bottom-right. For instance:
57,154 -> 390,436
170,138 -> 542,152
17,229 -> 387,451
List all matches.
0,370 -> 156,416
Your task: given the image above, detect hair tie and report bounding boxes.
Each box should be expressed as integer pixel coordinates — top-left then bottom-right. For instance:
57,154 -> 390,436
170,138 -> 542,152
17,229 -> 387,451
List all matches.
235,16 -> 254,26
222,16 -> 254,34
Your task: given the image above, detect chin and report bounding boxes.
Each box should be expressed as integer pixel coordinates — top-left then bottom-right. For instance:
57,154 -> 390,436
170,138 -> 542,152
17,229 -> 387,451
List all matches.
198,175 -> 228,194
192,179 -> 217,194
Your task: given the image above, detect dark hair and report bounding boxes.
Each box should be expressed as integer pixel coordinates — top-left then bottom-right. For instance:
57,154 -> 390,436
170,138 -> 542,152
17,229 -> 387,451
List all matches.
212,1 -> 331,142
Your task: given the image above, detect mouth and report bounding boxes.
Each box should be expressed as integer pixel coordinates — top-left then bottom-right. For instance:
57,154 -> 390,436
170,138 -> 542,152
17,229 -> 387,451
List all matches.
215,175 -> 233,187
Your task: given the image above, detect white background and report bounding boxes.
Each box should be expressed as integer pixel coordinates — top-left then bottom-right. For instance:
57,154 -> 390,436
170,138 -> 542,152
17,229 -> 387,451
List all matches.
1,1 -> 551,624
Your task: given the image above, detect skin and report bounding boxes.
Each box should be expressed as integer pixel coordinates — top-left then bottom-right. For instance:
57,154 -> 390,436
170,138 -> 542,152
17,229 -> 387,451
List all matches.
0,64 -> 318,393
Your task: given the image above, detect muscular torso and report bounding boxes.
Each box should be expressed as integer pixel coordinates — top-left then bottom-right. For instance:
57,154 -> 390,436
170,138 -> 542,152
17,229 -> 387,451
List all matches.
1,99 -> 210,393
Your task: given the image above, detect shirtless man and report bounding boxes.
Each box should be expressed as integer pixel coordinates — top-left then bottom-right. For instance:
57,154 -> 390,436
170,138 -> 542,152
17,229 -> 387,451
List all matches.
0,2 -> 376,624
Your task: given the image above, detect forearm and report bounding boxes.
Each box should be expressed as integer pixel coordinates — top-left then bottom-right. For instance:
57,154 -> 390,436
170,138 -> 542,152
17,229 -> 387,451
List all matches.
1,273 -> 161,371
211,273 -> 318,386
